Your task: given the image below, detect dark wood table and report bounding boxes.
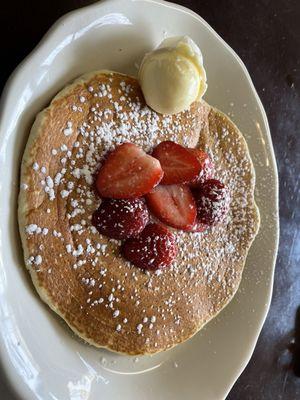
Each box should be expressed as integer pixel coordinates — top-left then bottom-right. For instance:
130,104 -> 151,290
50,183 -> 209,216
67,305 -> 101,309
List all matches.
1,1 -> 299,399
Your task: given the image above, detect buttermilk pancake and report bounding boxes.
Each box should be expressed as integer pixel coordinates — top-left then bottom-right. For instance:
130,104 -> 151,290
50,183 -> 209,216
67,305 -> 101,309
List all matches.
18,71 -> 260,355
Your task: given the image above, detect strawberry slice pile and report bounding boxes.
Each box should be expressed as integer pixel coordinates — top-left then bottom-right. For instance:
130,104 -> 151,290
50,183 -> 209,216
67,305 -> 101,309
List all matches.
93,141 -> 230,271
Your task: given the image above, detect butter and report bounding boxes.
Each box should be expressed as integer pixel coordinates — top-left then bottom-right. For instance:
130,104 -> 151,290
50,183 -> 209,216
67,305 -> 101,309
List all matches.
139,36 -> 207,115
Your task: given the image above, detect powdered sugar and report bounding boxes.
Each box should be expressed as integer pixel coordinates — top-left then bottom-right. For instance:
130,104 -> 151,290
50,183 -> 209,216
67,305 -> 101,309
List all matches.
32,162 -> 39,171
63,121 -> 73,136
21,73 -> 258,351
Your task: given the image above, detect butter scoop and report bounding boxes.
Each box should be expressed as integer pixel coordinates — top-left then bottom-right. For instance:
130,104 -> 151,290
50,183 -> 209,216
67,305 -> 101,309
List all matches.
139,36 -> 207,115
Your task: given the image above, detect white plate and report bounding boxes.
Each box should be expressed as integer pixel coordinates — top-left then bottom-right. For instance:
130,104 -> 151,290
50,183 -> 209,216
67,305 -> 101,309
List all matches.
0,0 -> 279,399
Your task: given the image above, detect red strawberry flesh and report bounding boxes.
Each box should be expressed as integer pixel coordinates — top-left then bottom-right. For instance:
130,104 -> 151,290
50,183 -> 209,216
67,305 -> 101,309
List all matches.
195,179 -> 230,225
146,184 -> 197,230
122,223 -> 178,271
188,148 -> 215,187
96,143 -> 163,199
92,198 -> 149,240
152,141 -> 201,185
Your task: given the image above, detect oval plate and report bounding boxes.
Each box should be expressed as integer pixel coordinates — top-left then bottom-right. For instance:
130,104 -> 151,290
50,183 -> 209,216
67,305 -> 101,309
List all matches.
0,0 -> 279,399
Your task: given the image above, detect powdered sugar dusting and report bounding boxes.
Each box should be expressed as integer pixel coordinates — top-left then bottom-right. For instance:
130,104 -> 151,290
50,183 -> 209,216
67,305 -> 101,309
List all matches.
21,72 -> 259,353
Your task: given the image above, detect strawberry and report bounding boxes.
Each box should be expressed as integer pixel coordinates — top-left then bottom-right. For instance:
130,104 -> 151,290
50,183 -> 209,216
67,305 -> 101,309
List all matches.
122,223 -> 177,271
146,184 -> 196,230
92,199 -> 149,240
96,143 -> 163,199
188,148 -> 214,187
195,179 -> 230,226
152,141 -> 201,185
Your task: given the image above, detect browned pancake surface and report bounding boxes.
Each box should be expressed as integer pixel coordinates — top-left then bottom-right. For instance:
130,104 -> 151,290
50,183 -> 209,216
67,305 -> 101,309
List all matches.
18,71 -> 259,355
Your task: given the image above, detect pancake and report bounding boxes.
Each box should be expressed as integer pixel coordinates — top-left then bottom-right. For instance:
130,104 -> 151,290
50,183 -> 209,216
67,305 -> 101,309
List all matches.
18,70 -> 260,355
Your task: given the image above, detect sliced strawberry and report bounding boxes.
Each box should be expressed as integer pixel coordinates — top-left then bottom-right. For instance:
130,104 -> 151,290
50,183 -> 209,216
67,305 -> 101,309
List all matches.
152,141 -> 201,185
188,148 -> 215,187
96,143 -> 163,199
122,223 -> 177,271
92,199 -> 149,240
195,179 -> 230,226
146,184 -> 197,230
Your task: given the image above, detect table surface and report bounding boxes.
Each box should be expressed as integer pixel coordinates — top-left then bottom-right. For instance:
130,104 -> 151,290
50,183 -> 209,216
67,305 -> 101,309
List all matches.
0,0 -> 299,399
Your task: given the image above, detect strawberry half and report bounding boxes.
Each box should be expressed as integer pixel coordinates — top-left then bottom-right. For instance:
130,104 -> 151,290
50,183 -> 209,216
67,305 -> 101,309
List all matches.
188,148 -> 215,187
146,184 -> 197,230
92,198 -> 149,240
96,143 -> 163,199
152,141 -> 201,185
195,179 -> 230,226
122,223 -> 177,271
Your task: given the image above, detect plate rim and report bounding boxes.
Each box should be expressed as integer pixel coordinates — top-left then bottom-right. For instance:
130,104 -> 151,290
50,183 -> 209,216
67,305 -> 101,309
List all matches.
0,0 -> 279,399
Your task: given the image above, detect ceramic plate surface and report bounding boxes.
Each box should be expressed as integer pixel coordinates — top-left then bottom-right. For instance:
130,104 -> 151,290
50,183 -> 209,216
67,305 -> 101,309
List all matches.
0,0 -> 279,399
